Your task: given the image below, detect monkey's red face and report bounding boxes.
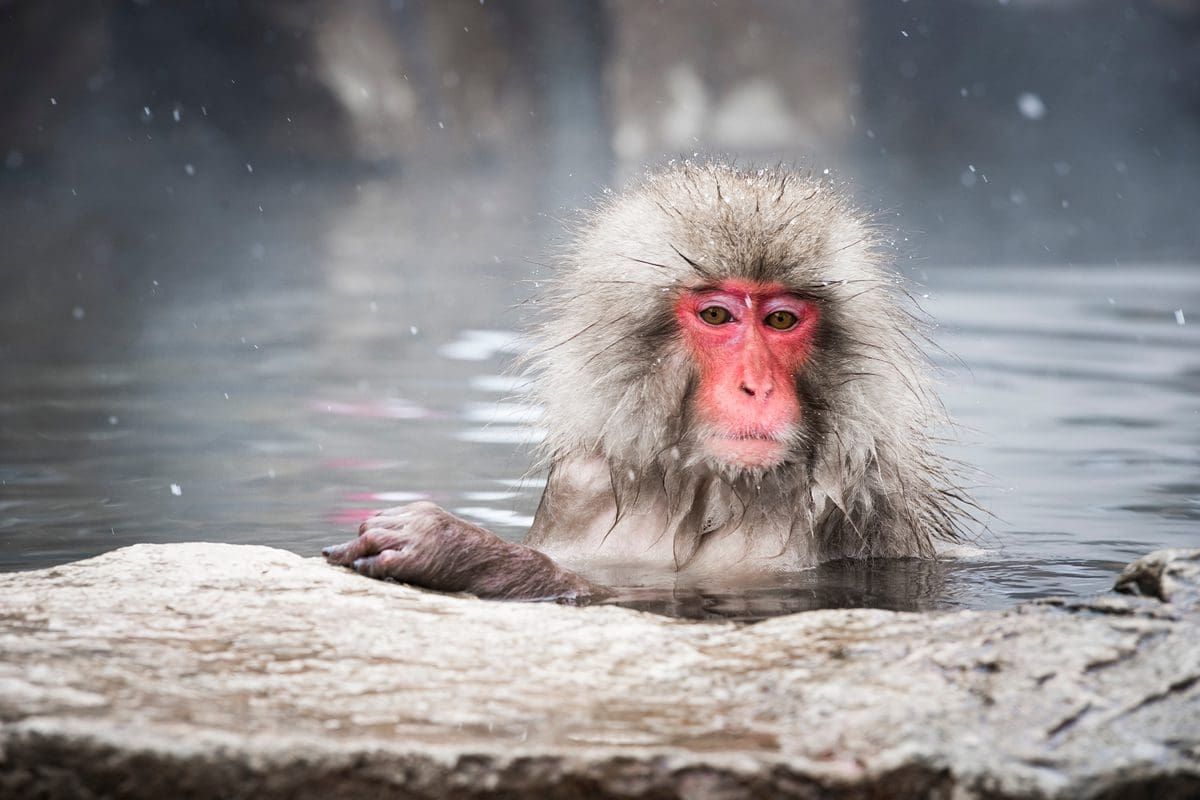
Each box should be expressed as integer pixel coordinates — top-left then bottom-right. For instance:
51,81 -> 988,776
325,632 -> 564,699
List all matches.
675,281 -> 819,470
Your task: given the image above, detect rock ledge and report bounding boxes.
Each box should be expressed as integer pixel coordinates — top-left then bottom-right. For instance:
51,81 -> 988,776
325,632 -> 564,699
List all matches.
2,544 -> 1198,799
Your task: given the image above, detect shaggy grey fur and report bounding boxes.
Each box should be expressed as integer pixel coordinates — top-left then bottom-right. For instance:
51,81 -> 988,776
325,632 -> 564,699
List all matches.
524,161 -> 973,565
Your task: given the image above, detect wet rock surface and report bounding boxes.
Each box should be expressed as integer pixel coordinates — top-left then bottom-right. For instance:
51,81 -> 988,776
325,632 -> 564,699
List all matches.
1,544 -> 1198,800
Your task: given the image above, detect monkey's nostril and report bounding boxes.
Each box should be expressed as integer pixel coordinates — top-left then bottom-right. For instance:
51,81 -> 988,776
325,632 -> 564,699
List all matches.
740,384 -> 756,397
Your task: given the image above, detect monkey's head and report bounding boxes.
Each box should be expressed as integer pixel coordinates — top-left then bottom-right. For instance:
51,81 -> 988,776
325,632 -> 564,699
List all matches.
529,161 -> 952,544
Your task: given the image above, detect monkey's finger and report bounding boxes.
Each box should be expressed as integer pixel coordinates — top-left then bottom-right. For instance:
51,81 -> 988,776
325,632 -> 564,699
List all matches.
359,510 -> 400,534
323,529 -> 403,565
359,516 -> 398,535
322,537 -> 369,565
334,527 -> 419,564
358,503 -> 430,534
378,504 -> 414,514
351,549 -> 413,581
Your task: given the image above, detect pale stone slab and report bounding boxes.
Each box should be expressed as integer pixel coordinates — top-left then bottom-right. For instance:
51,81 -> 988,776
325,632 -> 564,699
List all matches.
1,544 -> 1198,799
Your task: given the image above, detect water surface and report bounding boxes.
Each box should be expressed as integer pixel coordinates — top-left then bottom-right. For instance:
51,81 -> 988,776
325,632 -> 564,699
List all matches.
1,178 -> 1196,621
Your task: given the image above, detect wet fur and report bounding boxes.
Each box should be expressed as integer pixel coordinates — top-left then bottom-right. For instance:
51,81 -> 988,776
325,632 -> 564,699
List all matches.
523,161 -> 973,566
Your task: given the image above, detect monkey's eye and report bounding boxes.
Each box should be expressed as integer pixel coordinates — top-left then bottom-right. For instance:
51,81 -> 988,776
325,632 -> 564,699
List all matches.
764,310 -> 799,330
698,306 -> 733,325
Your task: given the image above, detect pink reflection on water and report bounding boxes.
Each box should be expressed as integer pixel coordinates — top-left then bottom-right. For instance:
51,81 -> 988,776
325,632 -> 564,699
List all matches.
325,490 -> 432,527
326,507 -> 380,527
313,398 -> 438,420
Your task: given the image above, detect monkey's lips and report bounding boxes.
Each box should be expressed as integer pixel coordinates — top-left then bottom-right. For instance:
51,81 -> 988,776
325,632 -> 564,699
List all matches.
706,430 -> 790,469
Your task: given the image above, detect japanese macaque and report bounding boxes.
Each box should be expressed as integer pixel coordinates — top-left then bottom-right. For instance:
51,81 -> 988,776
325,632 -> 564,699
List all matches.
324,162 -> 972,600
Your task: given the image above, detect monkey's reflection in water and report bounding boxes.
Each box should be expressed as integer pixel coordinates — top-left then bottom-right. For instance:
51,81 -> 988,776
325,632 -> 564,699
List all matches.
587,558 -> 952,622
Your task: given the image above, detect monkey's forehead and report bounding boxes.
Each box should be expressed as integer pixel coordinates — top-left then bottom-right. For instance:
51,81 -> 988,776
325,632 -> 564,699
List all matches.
573,163 -> 879,289
641,162 -> 846,214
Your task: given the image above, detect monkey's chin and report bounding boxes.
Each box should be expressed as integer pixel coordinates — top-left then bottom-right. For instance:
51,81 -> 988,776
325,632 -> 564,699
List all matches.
705,436 -> 789,471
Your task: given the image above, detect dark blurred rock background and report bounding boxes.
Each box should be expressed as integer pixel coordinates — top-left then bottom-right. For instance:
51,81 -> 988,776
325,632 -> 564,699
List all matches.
1,0 -> 1198,355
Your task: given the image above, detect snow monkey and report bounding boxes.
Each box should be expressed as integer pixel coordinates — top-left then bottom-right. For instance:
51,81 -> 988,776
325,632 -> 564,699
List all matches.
323,162 -> 973,600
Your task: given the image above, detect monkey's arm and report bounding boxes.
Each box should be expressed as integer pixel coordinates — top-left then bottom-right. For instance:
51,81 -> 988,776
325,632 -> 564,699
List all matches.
322,501 -> 606,601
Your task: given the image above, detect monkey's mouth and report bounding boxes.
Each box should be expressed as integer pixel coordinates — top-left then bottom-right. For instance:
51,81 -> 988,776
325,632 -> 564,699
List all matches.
706,430 -> 790,469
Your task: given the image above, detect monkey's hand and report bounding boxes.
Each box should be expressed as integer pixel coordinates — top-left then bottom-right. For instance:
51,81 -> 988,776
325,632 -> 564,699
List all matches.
322,502 -> 605,601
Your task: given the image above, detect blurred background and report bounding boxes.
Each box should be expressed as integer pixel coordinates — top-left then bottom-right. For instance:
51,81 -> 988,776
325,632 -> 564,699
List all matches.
1,0 -> 1197,618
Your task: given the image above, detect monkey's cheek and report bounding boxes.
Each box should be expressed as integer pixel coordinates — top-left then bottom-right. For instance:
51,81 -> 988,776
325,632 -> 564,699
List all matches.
703,437 -> 789,471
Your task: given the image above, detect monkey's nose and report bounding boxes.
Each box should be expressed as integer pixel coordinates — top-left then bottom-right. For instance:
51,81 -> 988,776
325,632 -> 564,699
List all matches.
740,381 -> 772,399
